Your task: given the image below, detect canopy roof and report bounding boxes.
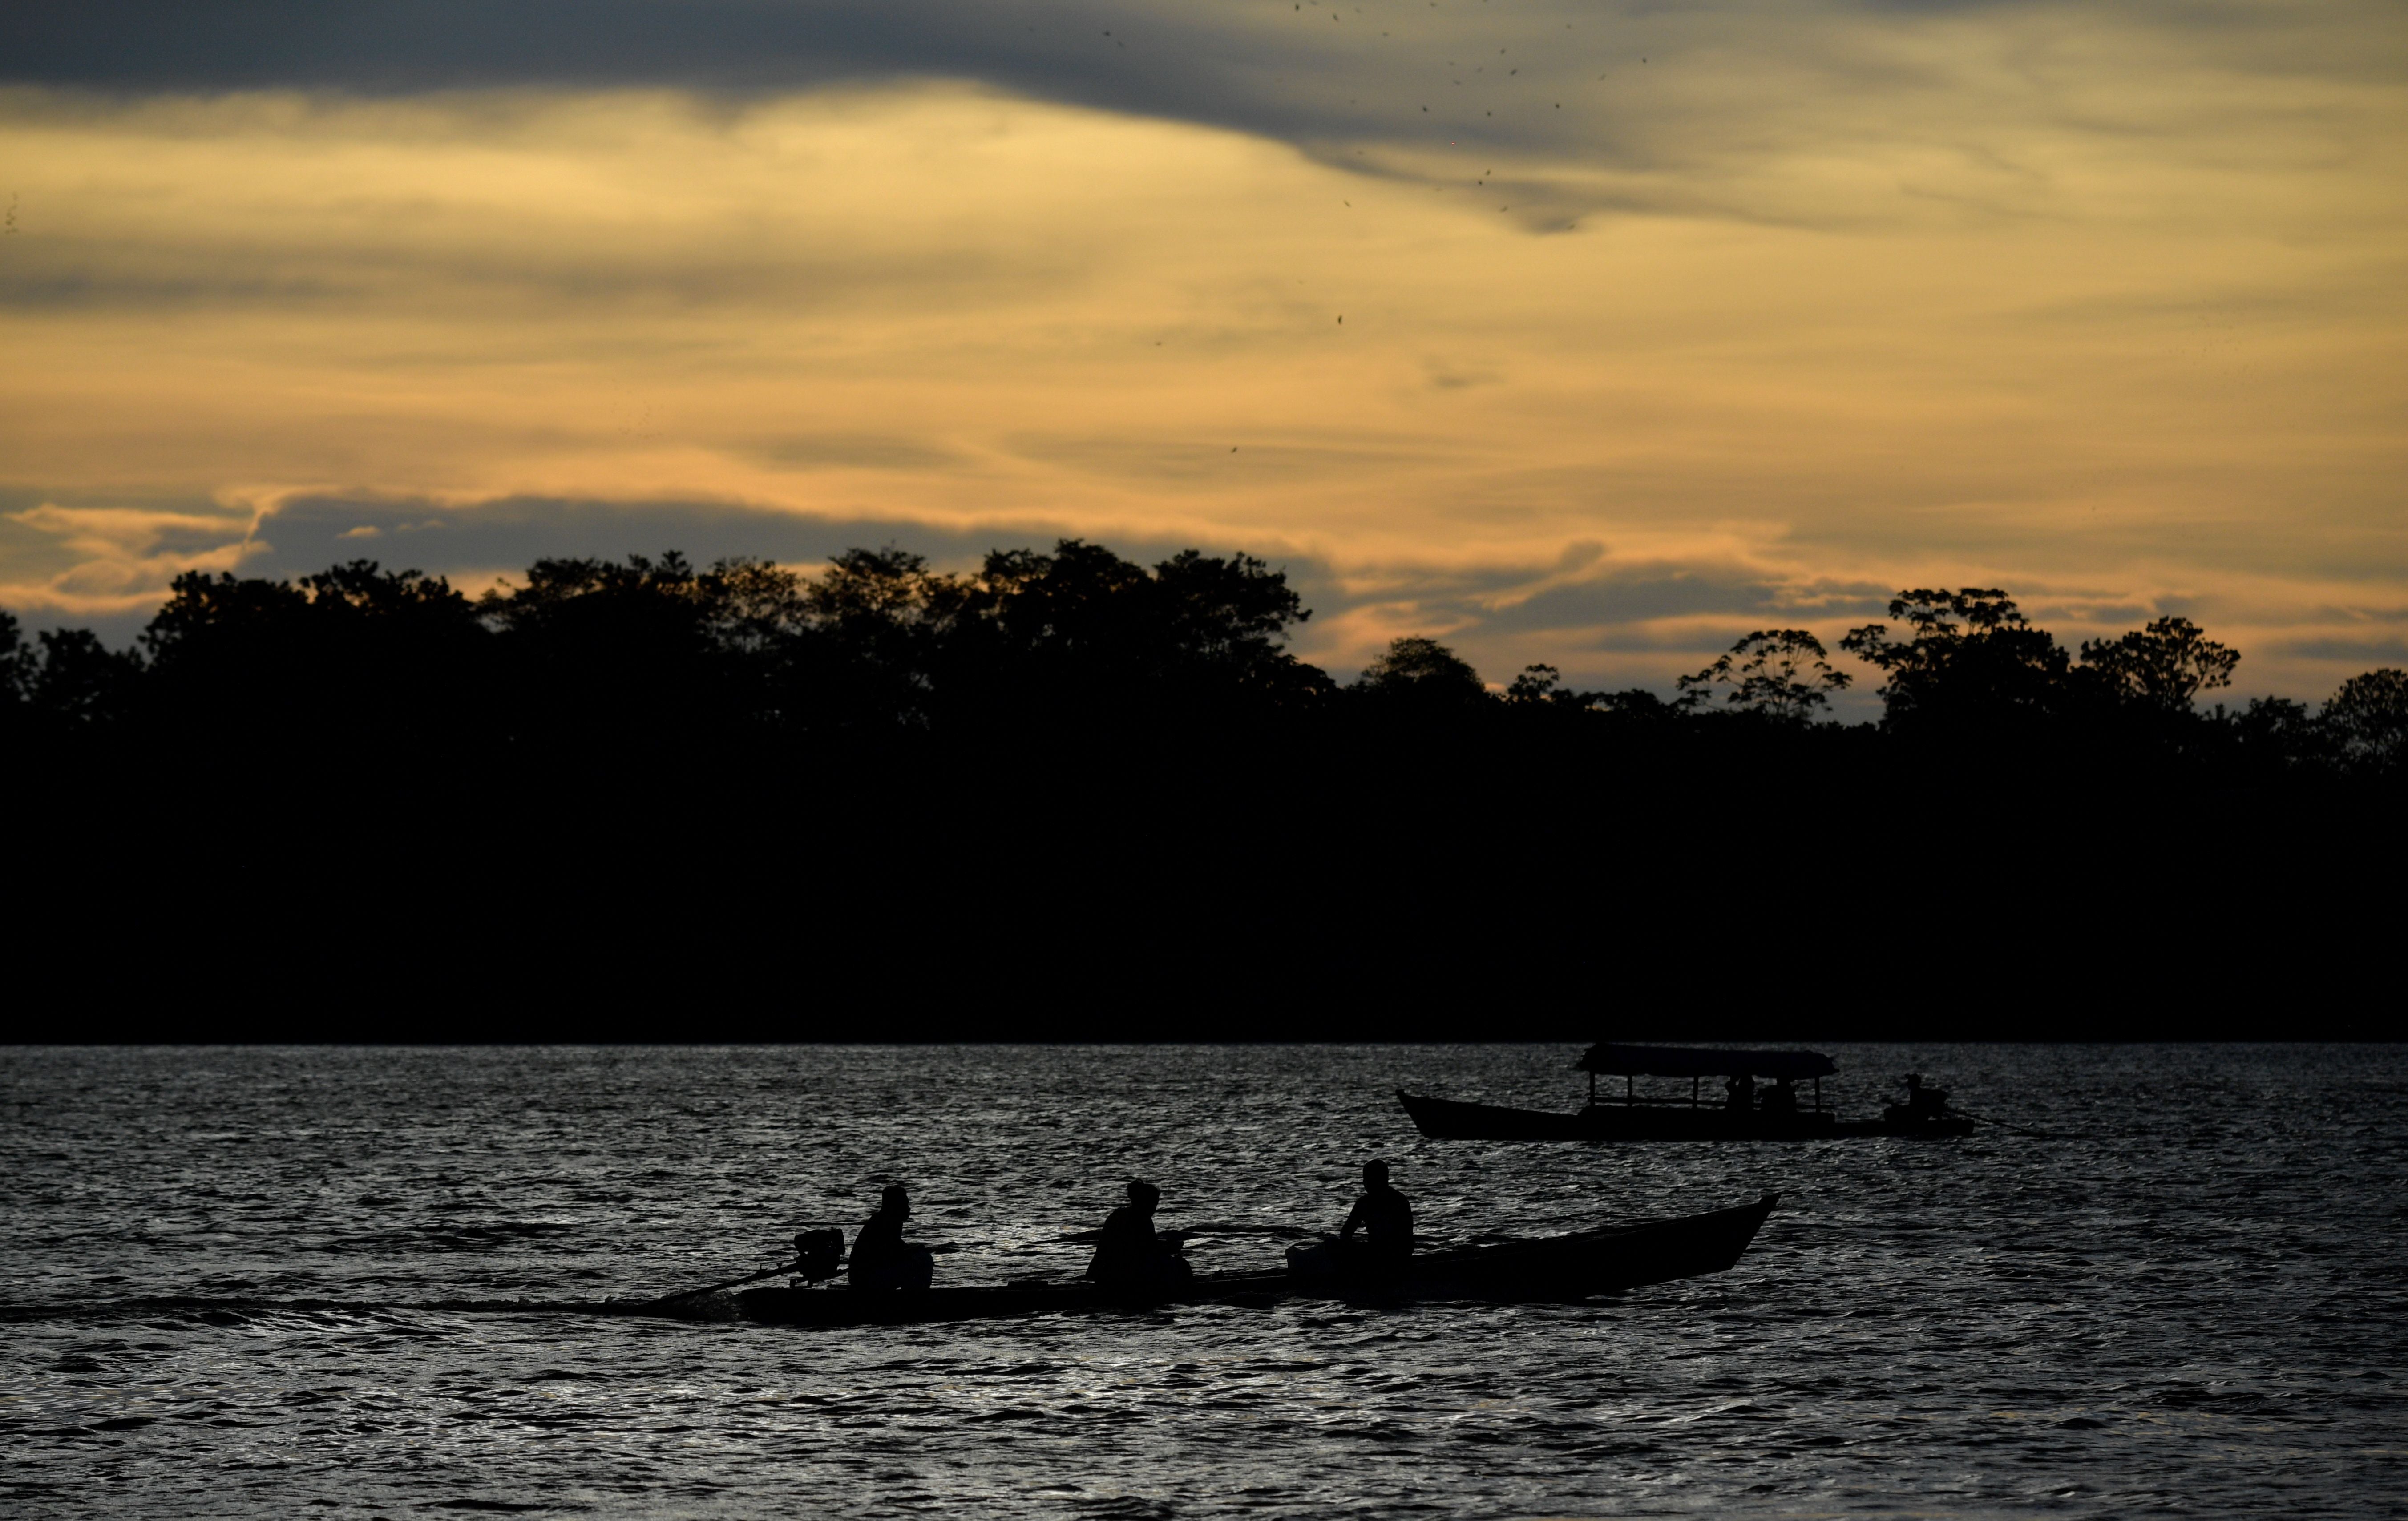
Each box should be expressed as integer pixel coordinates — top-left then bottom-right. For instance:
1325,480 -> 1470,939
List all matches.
1576,1042 -> 1837,1081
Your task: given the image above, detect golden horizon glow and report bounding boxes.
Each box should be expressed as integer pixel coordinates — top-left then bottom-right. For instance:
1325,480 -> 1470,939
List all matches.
4,25 -> 2405,694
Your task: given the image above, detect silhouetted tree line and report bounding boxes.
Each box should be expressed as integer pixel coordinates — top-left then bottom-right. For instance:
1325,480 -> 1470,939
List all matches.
8,542 -> 2404,1032
0,545 -> 1326,753
5,547 -> 2404,781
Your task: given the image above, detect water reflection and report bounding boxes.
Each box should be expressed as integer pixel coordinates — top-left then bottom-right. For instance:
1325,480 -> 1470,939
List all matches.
1,1043 -> 2402,1517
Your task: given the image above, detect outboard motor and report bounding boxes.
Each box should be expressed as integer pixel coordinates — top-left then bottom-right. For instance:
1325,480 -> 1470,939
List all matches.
793,1228 -> 845,1283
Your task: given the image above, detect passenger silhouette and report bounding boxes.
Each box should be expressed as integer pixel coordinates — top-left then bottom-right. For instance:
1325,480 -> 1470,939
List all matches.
1085,1180 -> 1192,1294
1760,1076 -> 1798,1117
1725,1072 -> 1756,1113
1340,1158 -> 1415,1266
1899,1074 -> 1951,1118
848,1184 -> 935,1291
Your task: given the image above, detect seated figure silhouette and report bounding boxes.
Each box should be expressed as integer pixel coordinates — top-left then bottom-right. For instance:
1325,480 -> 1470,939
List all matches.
1085,1180 -> 1192,1295
1899,1073 -> 1951,1118
1340,1158 -> 1414,1264
1725,1072 -> 1756,1113
1289,1159 -> 1415,1286
848,1184 -> 936,1291
1760,1076 -> 1798,1117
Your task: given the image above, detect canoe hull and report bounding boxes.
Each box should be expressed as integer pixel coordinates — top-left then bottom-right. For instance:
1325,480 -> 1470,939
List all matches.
1381,1194 -> 1774,1299
1398,1091 -> 1973,1142
734,1279 -> 1231,1327
732,1195 -> 1778,1327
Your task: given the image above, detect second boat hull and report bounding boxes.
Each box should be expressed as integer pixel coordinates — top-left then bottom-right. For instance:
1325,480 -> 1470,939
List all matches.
1398,1091 -> 1974,1142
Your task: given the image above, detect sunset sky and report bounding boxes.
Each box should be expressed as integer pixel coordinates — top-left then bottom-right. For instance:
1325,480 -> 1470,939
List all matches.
4,0 -> 2403,702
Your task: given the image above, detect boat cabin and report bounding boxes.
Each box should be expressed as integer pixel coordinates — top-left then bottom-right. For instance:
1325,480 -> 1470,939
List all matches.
1576,1042 -> 1838,1112
1395,1043 -> 1963,1142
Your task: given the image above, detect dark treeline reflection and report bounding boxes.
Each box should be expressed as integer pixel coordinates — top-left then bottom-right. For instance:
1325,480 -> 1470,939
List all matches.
5,542 -> 2402,1030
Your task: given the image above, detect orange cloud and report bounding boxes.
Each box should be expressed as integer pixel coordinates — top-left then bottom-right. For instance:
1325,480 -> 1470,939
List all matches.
1,61 -> 2402,694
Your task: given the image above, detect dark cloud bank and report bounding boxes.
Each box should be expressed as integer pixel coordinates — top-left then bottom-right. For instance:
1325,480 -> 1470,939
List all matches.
8,0 -> 1550,150
0,0 -> 2008,177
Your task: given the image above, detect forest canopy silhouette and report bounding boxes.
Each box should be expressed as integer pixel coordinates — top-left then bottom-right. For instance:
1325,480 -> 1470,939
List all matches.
7,537 -> 2403,1026
6,540 -> 2402,777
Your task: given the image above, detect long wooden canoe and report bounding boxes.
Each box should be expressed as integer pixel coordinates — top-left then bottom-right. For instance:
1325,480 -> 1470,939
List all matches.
1398,1091 -> 1975,1142
727,1194 -> 1778,1327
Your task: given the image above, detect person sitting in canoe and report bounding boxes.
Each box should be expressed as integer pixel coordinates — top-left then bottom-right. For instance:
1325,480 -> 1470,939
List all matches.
848,1184 -> 935,1291
1725,1072 -> 1756,1112
1339,1159 -> 1414,1264
1899,1074 -> 1951,1118
1286,1159 -> 1414,1284
1085,1180 -> 1192,1294
1759,1077 -> 1799,1116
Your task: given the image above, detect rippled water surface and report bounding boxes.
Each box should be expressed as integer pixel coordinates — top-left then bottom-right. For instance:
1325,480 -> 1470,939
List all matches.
4,1044 -> 2403,1519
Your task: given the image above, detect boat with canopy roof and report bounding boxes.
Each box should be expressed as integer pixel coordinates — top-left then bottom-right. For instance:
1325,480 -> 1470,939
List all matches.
1398,1043 -> 1974,1142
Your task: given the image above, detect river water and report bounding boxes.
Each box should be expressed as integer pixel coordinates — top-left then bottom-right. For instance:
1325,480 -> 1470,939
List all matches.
3,1044 -> 2402,1519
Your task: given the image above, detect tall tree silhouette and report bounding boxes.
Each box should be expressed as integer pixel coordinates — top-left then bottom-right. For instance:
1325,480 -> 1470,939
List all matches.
1353,636 -> 1487,714
0,610 -> 31,724
28,629 -> 141,732
1675,629 -> 1851,720
141,561 -> 487,750
782,546 -> 953,734
478,553 -> 738,751
2226,695 -> 2339,773
2078,616 -> 2240,712
945,540 -> 1321,730
2,611 -> 141,738
1505,663 -> 1672,719
1841,589 -> 2071,730
2325,668 -> 2408,772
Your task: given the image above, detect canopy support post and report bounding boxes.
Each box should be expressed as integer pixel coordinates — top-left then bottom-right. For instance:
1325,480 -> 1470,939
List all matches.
1588,1069 -> 1596,1107
1626,1074 -> 1634,1105
1693,1076 -> 1700,1107
1814,1077 -> 1822,1112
